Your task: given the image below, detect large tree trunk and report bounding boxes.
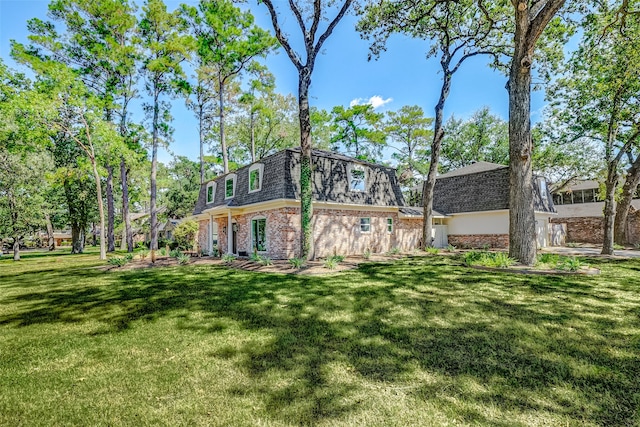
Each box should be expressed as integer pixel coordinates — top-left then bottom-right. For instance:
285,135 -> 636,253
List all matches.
13,238 -> 20,261
602,168 -> 618,254
120,158 -> 133,252
90,155 -> 107,260
508,5 -> 537,266
298,69 -> 314,260
71,225 -> 85,254
422,71 -> 451,250
615,152 -> 640,245
199,103 -> 205,184
106,163 -> 115,252
44,211 -> 55,250
219,79 -> 229,174
150,88 -> 160,260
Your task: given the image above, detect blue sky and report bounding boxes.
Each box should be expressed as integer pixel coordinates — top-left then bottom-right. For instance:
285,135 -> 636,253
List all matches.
0,0 -> 547,164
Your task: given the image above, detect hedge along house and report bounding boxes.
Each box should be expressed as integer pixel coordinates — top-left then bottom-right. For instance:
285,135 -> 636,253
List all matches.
430,161 -> 556,248
191,148 -> 425,259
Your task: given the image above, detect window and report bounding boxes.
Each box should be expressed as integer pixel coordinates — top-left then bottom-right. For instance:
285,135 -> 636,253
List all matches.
206,182 -> 216,204
349,164 -> 366,192
360,217 -> 371,232
251,218 -> 267,252
387,218 -> 393,233
225,174 -> 236,199
538,178 -> 547,195
248,163 -> 264,193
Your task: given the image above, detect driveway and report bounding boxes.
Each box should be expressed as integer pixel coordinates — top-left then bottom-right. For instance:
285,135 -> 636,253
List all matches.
541,245 -> 640,258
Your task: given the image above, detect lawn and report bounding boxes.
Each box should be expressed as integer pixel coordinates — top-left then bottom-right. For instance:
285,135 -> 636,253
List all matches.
1,250 -> 639,426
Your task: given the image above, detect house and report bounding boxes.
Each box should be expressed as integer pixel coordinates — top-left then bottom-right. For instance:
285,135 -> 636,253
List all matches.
191,148 -> 423,259
551,180 -> 640,244
427,161 -> 556,248
158,219 -> 180,241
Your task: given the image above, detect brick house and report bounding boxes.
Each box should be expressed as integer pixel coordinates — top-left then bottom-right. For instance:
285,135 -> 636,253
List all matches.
191,148 -> 424,259
429,162 -> 556,248
551,180 -> 640,244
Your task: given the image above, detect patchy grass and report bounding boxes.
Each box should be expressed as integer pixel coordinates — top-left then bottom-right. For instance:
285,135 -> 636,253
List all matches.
1,250 -> 640,426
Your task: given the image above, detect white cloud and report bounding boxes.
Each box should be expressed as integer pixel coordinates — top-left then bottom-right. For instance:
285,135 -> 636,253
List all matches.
348,95 -> 393,109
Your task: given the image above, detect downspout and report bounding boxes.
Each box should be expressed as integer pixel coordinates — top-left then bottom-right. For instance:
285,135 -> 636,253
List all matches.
227,210 -> 233,255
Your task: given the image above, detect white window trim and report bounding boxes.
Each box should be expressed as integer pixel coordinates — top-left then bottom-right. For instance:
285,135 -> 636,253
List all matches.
206,182 -> 216,204
360,217 -> 371,233
248,163 -> 264,194
225,174 -> 236,199
387,218 -> 394,233
348,163 -> 367,192
250,216 -> 267,253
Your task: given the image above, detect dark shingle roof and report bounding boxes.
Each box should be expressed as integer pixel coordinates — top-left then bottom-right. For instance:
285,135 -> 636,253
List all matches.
193,148 -> 406,215
437,161 -> 507,178
432,166 -> 555,215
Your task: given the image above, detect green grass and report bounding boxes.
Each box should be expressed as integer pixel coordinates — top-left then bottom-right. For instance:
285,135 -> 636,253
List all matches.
1,249 -> 640,426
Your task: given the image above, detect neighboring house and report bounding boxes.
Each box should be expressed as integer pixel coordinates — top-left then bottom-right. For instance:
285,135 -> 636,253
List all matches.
427,161 -> 556,248
158,219 -> 180,241
191,148 -> 423,259
551,180 -> 640,244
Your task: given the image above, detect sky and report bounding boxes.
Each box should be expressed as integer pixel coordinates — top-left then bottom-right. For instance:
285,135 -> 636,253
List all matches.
0,0 -> 548,165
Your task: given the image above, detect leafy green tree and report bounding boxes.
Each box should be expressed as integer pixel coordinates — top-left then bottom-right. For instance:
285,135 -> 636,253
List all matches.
330,103 -> 386,162
259,0 -> 353,259
163,156 -> 201,219
440,108 -> 509,172
139,0 -> 192,258
548,0 -> 640,253
358,0 -> 509,251
385,105 -> 433,179
182,0 -> 278,174
310,107 -> 333,151
173,220 -> 199,251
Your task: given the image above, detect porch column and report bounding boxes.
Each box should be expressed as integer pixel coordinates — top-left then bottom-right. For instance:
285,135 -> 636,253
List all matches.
227,210 -> 233,255
208,214 -> 213,255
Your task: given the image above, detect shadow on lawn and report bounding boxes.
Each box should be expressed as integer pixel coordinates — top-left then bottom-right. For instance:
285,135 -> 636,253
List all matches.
1,257 -> 640,425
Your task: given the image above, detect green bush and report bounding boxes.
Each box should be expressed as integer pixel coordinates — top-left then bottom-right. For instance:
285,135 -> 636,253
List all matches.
258,257 -> 273,266
176,253 -> 191,265
222,253 -> 236,265
561,257 -> 585,272
124,253 -> 134,262
323,258 -> 338,270
464,251 -> 514,268
330,254 -> 345,263
537,253 -> 559,266
426,246 -> 439,255
288,258 -> 305,269
139,249 -> 149,261
249,252 -> 262,262
169,249 -> 182,258
463,250 -> 486,266
159,247 -> 166,256
387,247 -> 401,255
446,244 -> 456,252
107,256 -> 128,267
489,252 -> 516,268
173,220 -> 199,251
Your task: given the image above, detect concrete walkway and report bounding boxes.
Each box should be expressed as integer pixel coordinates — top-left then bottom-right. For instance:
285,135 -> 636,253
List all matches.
541,245 -> 640,258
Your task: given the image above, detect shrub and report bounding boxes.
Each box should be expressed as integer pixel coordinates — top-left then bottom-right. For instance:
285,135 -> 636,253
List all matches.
363,248 -> 371,260
124,253 -> 134,262
249,252 -> 262,262
463,250 -> 486,266
173,220 -> 199,251
537,253 -> 559,266
107,256 -> 128,267
159,247 -> 166,256
323,258 -> 338,270
426,246 -> 439,255
288,258 -> 305,269
613,244 -> 624,250
387,247 -> 401,255
169,249 -> 182,258
331,254 -> 345,263
139,249 -> 149,261
176,253 -> 191,265
561,257 -> 585,272
446,244 -> 456,252
258,257 -> 273,266
222,253 -> 236,265
489,252 -> 515,268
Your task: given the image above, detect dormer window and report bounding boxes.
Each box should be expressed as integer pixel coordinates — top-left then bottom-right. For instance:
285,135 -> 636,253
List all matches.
349,164 -> 366,192
225,174 -> 236,199
206,182 -> 216,204
248,163 -> 264,193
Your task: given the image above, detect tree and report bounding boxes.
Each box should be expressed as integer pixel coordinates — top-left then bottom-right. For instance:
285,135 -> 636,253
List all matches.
440,107 -> 509,172
260,0 -> 354,259
173,220 -> 199,251
548,0 -> 640,253
310,107 -> 333,150
182,0 -> 277,174
507,0 -> 568,264
163,156 -> 202,219
139,0 -> 191,259
330,103 -> 386,162
384,105 -> 432,180
358,0 -> 508,250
